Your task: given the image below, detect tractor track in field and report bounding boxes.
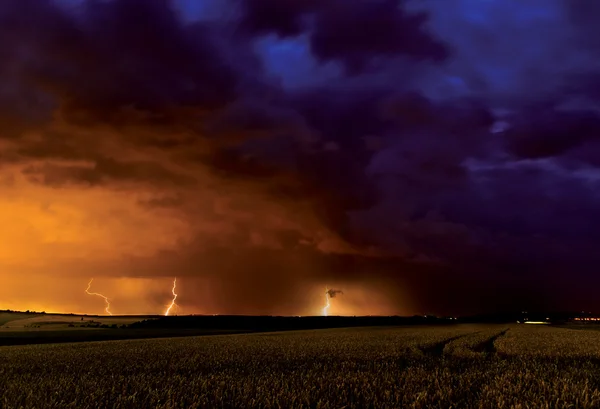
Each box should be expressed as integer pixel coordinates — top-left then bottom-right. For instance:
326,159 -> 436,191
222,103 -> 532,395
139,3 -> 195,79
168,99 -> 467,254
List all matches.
419,334 -> 470,357
472,329 -> 509,355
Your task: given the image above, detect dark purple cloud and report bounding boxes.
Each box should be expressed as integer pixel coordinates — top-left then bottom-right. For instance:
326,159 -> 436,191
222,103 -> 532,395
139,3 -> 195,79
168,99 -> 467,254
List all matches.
0,0 -> 238,129
240,0 -> 448,73
0,0 -> 599,315
239,0 -> 320,37
501,105 -> 600,159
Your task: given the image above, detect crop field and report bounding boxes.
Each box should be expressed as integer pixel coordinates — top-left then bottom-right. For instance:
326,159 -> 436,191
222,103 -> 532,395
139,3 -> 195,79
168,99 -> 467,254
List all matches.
2,324 -> 600,408
0,313 -> 38,327
0,314 -> 145,331
0,312 -> 152,332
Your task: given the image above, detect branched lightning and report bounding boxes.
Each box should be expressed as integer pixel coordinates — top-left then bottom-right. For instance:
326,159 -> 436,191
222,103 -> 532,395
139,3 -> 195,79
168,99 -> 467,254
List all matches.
323,286 -> 331,316
85,278 -> 112,316
165,277 -> 178,316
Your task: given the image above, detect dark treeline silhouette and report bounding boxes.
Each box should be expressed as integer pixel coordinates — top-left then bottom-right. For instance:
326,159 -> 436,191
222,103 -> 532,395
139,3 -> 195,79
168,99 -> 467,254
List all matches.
0,309 -> 46,314
129,315 -> 453,331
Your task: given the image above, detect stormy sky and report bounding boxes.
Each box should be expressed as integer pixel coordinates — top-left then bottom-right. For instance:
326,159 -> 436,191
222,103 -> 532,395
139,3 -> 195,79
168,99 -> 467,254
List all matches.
1,0 -> 599,316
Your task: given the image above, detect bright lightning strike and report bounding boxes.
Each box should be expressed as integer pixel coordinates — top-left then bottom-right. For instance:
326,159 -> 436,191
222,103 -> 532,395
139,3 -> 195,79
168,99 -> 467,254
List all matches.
85,278 -> 112,316
165,277 -> 178,316
322,286 -> 331,316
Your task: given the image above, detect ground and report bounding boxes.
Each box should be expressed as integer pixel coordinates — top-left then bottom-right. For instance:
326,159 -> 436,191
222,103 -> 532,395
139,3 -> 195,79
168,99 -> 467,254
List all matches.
0,311 -> 245,345
0,312 -> 146,331
0,312 -> 42,326
2,324 -> 600,408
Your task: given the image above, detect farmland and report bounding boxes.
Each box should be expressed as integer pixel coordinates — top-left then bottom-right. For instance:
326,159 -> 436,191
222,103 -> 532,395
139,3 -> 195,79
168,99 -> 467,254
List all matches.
0,312 -> 145,331
2,325 -> 600,408
0,312 -> 250,346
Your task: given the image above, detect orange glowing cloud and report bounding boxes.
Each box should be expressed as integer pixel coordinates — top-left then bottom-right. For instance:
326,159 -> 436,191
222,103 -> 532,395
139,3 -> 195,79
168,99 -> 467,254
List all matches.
0,117 -> 366,315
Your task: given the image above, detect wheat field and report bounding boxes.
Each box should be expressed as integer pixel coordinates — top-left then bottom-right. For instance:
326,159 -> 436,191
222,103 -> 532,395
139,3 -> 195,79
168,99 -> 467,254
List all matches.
1,325 -> 599,408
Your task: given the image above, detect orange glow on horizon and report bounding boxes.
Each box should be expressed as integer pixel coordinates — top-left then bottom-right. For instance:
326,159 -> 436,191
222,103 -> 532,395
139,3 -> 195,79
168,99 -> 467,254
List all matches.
1,273 -> 407,317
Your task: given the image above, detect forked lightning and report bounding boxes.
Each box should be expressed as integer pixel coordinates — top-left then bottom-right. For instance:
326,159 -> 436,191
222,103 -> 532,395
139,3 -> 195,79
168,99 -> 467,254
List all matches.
323,286 -> 331,316
165,277 -> 178,316
85,278 -> 112,316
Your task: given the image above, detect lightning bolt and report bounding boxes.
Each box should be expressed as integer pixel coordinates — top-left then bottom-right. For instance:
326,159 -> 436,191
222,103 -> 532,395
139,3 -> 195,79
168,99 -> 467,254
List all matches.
322,286 -> 331,316
85,278 -> 112,316
165,277 -> 178,316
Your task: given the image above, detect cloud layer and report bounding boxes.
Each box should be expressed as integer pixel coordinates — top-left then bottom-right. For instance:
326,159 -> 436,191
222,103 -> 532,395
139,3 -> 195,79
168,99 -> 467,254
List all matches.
1,0 -> 599,315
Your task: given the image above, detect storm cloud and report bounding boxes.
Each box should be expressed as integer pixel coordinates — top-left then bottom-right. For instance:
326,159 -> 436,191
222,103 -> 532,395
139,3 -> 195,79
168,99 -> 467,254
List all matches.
0,0 -> 599,316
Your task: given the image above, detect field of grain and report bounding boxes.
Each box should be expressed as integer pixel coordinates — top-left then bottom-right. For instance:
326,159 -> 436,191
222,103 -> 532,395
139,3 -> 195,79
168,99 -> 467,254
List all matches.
0,313 -> 37,326
0,314 -> 146,331
0,312 -> 150,332
2,324 -> 600,408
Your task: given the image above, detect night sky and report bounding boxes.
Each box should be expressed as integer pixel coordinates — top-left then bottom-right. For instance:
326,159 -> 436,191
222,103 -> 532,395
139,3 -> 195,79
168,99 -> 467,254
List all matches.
1,0 -> 599,316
